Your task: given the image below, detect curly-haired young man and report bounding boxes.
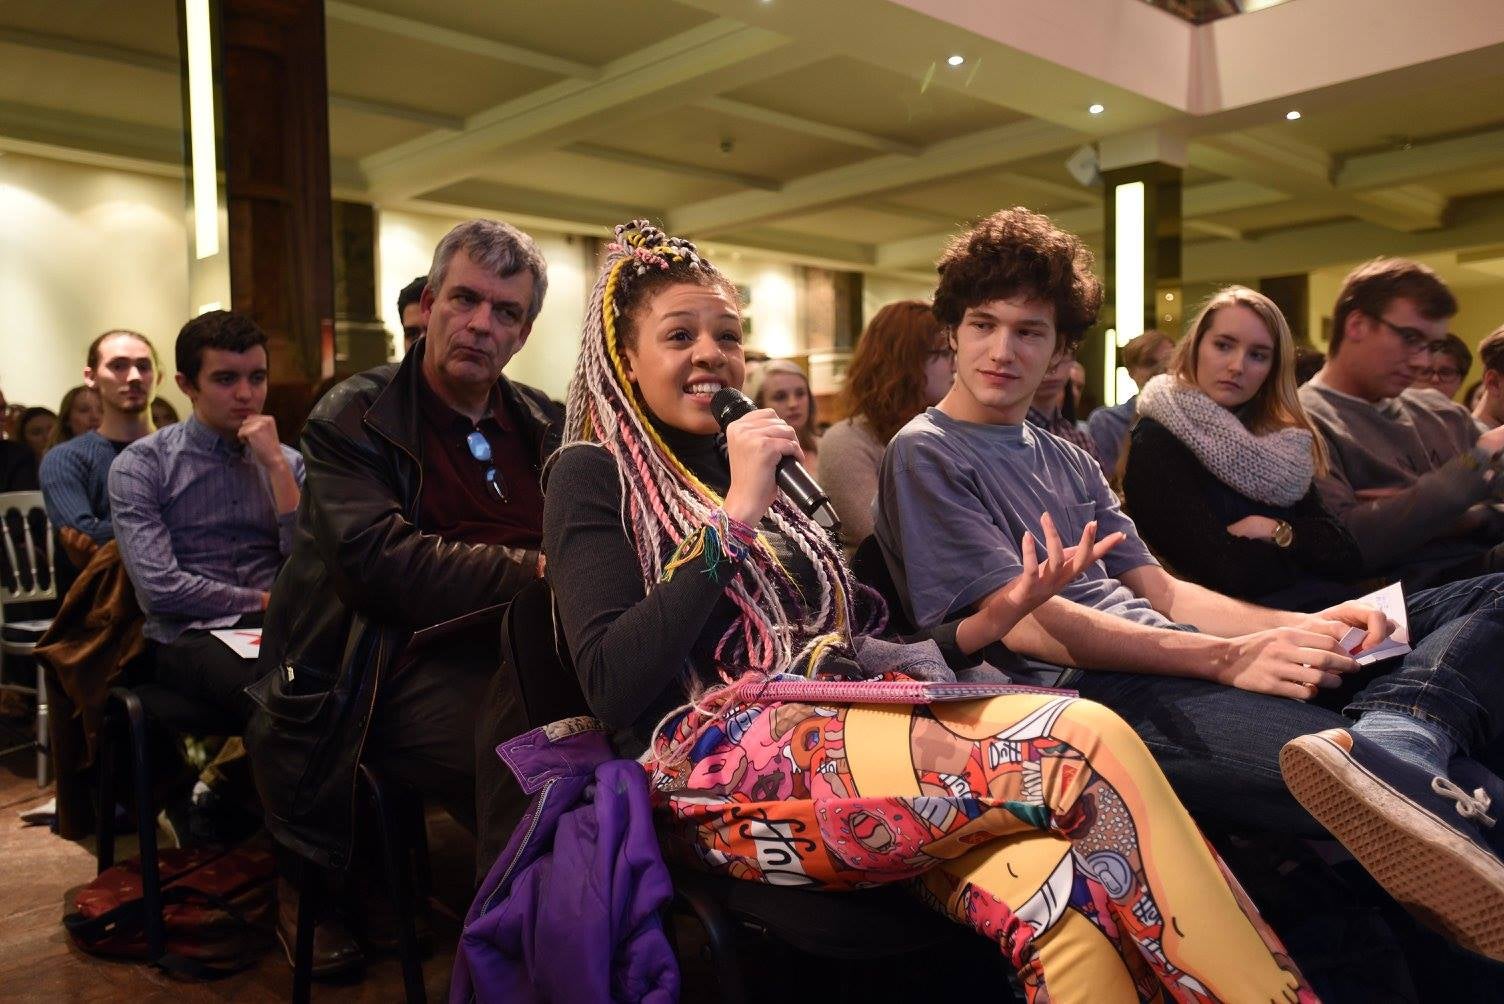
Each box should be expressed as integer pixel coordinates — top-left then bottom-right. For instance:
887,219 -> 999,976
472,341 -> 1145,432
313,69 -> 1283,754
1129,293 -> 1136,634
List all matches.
875,207 -> 1504,960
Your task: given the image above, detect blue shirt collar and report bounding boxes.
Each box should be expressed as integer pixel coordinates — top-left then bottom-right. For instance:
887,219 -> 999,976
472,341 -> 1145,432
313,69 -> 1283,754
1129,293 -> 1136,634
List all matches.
183,413 -> 241,455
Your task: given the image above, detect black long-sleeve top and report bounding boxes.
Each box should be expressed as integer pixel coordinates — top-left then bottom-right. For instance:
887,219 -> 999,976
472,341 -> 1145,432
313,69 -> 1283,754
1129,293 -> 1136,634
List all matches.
542,425 -> 823,754
1121,417 -> 1362,604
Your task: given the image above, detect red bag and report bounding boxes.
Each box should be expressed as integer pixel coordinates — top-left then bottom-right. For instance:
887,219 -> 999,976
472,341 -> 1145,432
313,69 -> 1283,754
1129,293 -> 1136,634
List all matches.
64,844 -> 276,978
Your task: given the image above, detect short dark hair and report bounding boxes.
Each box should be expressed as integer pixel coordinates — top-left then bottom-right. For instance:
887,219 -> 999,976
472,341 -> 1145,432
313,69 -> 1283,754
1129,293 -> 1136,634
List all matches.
1294,346 -> 1326,386
1329,257 -> 1456,354
932,207 -> 1102,355
1433,332 -> 1473,378
1479,325 -> 1504,376
397,275 -> 427,318
176,310 -> 269,386
87,329 -> 159,371
1121,329 -> 1173,371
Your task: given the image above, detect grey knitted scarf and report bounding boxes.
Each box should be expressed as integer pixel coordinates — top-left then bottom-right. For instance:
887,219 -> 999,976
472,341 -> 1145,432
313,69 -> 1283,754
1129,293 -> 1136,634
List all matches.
1137,374 -> 1314,507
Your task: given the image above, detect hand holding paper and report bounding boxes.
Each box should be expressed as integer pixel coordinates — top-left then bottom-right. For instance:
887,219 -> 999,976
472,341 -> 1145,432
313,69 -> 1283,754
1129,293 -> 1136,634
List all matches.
1332,583 -> 1411,666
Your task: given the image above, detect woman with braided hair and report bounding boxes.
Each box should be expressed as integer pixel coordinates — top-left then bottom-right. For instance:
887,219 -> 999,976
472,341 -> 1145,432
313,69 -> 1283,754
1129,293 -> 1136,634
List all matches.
542,221 -> 1315,1002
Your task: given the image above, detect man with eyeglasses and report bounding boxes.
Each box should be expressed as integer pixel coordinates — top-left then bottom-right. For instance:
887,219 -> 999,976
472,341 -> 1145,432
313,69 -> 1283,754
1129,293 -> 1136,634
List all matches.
247,219 -> 561,976
1412,332 -> 1472,401
1300,257 -> 1504,588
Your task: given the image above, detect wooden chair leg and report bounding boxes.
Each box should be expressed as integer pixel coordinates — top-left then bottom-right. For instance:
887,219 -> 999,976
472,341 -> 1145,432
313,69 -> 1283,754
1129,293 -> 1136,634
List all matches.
292,856 -> 319,1004
35,661 -> 49,788
120,690 -> 165,962
95,697 -> 118,873
361,766 -> 426,1004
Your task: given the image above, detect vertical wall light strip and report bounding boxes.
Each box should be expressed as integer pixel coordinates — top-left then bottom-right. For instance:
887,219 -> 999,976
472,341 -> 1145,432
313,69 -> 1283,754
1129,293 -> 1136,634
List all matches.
1109,180 -> 1146,406
185,0 -> 218,260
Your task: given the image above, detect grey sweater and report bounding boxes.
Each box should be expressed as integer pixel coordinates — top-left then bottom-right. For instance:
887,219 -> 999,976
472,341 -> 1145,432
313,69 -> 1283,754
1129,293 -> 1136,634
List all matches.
820,416 -> 886,557
1298,380 -> 1502,572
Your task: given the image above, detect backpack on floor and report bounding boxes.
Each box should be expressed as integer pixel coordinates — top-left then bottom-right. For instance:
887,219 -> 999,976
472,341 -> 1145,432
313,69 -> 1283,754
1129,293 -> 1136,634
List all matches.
63,843 -> 276,979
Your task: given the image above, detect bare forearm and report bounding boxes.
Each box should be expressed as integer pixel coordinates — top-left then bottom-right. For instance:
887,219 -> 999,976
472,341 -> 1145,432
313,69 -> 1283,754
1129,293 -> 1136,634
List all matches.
1001,596 -> 1233,680
1125,567 -> 1293,637
1160,579 -> 1290,636
954,604 -> 1019,655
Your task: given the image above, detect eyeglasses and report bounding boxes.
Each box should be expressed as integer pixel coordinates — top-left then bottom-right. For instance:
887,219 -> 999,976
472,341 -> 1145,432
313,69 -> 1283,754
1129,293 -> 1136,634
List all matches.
1371,315 -> 1444,355
465,430 -> 508,502
1416,366 -> 1463,382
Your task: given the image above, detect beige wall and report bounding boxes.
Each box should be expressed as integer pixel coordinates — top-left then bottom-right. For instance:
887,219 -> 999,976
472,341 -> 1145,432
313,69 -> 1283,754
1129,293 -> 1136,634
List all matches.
0,151 -> 193,418
862,274 -> 936,326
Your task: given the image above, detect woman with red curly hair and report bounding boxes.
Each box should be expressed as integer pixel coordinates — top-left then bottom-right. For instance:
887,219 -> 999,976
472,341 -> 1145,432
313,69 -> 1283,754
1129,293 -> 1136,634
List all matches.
822,300 -> 954,553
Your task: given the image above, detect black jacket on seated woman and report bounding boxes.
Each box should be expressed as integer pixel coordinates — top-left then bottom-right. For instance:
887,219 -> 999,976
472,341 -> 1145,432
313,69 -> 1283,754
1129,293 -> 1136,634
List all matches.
1124,416 -> 1360,609
1121,286 -> 1363,611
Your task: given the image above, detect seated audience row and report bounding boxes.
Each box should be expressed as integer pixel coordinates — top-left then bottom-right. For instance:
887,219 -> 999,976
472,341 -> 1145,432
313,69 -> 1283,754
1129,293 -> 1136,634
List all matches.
23,205 -> 1504,993
870,210 -> 1504,968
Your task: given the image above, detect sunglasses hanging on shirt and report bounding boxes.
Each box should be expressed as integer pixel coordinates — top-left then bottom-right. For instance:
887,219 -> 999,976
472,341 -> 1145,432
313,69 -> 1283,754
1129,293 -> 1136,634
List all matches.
465,430 -> 509,502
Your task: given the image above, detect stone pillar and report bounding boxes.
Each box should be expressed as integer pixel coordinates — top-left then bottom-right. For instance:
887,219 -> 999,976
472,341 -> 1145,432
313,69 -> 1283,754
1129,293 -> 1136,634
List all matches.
796,267 -> 863,423
217,0 -> 335,387
1090,131 -> 1184,407
331,200 -> 392,372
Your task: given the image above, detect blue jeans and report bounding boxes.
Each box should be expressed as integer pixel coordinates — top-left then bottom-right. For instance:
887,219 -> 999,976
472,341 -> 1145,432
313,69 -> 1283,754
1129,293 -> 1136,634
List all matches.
1064,573 -> 1504,838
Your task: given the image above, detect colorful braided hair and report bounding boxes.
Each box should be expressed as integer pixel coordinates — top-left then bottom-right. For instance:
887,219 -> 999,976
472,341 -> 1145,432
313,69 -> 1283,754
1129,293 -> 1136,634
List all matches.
563,220 -> 877,681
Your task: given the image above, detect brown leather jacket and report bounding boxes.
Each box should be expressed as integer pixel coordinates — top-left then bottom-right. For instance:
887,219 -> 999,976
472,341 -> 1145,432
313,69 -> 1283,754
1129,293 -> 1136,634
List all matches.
244,341 -> 560,868
33,541 -> 147,838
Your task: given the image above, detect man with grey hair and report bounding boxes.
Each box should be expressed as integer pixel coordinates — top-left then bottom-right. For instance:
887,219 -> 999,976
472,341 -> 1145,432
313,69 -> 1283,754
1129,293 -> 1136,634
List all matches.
246,219 -> 561,974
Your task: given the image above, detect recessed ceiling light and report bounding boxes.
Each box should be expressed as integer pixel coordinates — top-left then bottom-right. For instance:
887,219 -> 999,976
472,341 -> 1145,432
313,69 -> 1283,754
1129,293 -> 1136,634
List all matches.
1088,103 -> 1105,115
947,54 -> 965,67
1286,110 -> 1302,121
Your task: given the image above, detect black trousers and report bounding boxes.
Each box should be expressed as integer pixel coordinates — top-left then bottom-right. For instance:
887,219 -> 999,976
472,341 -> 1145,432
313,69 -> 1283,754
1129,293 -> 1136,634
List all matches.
151,613 -> 265,729
365,619 -> 529,883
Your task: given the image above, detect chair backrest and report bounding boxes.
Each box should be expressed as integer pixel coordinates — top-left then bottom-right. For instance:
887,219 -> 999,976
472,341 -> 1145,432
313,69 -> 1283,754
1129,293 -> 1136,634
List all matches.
0,490 -> 57,606
850,534 -> 914,636
501,577 -> 592,728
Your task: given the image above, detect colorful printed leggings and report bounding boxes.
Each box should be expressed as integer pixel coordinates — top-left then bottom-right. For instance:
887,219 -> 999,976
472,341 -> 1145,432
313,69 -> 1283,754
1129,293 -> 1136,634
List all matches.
651,693 -> 1316,1004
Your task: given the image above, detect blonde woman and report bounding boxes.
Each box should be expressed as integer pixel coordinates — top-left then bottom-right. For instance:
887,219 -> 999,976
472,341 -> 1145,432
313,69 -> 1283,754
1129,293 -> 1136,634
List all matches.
751,358 -> 820,475
1121,287 -> 1359,609
1120,287 -> 1504,964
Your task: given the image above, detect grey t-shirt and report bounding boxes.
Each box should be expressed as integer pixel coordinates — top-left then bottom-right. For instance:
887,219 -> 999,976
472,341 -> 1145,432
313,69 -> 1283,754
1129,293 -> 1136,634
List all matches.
875,407 -> 1166,631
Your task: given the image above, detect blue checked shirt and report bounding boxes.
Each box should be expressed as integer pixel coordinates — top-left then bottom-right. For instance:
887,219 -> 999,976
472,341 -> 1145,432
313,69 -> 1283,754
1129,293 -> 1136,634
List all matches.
108,414 -> 304,643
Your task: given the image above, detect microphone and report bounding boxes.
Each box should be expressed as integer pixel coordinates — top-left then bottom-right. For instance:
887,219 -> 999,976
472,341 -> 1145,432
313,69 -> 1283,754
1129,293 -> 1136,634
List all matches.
710,387 -> 840,531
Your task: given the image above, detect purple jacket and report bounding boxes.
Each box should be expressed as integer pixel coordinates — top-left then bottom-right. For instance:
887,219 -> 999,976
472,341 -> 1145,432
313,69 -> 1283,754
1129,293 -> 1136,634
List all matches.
452,717 -> 679,1003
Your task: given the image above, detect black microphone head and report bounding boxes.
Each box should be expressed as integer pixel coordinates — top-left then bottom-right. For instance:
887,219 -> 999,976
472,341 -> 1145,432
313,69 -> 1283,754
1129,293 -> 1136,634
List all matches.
710,387 -> 755,431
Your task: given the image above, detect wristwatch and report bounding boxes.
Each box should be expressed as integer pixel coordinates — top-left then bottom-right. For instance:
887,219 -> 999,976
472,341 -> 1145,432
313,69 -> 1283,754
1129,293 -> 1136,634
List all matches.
1271,519 -> 1294,548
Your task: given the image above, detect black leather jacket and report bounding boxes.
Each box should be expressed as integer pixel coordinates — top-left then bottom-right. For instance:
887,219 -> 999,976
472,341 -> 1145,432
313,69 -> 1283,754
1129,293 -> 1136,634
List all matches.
245,341 -> 561,868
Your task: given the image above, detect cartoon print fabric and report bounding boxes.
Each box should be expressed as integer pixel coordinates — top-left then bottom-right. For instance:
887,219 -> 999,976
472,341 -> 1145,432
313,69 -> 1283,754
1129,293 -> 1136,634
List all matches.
649,692 -> 1314,1004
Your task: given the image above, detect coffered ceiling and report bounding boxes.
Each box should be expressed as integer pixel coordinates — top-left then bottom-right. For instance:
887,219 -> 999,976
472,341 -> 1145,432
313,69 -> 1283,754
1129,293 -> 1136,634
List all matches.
3,0 -> 1504,285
